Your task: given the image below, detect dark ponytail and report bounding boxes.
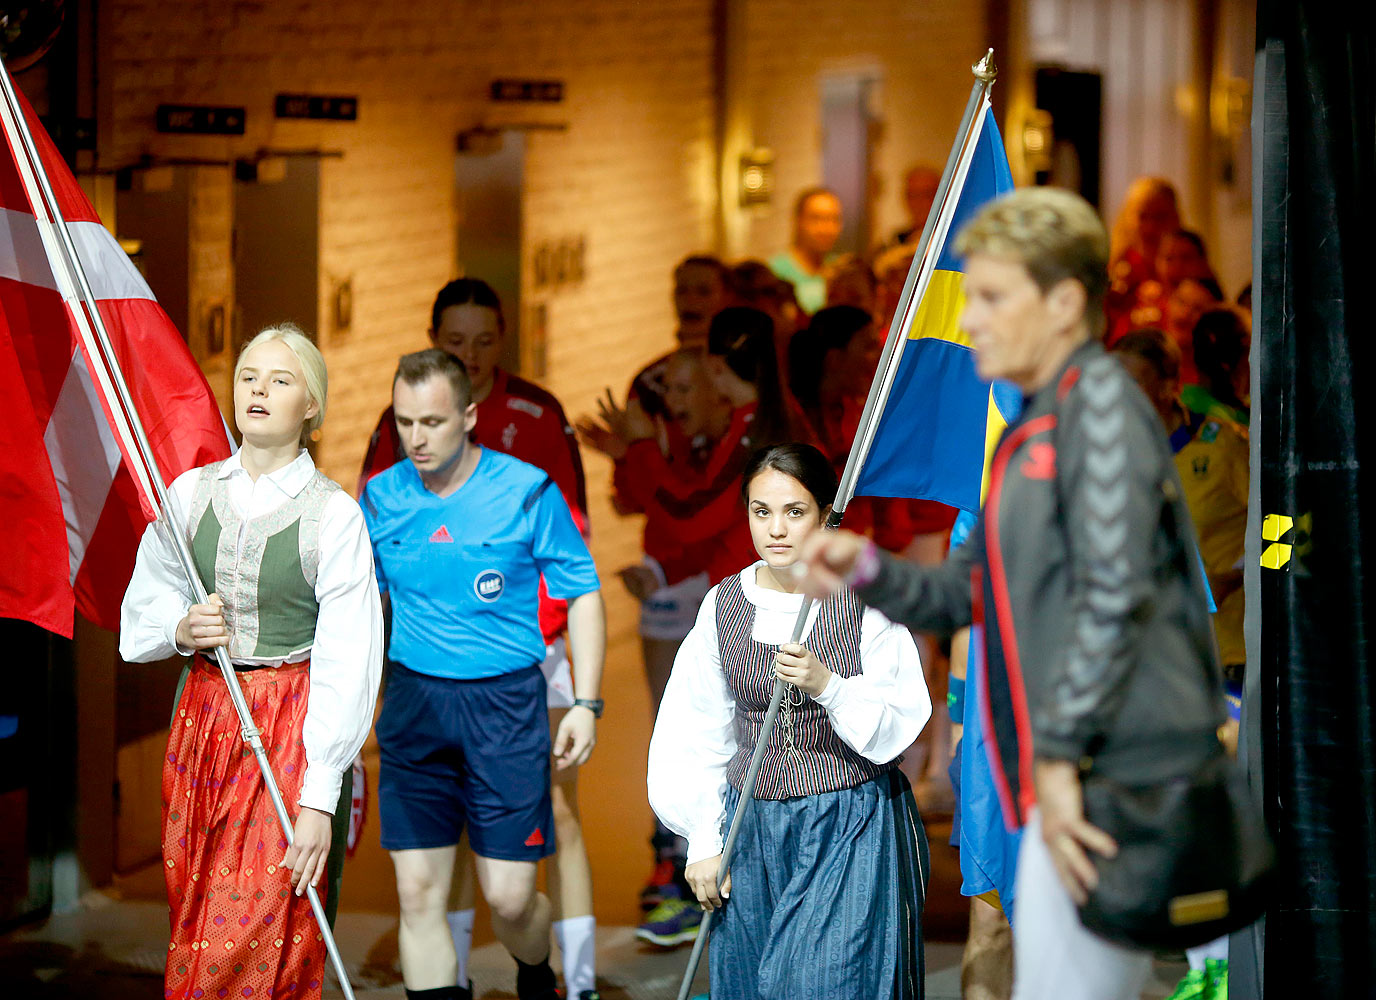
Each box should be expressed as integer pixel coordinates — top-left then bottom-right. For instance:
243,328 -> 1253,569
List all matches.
709,306 -> 790,447
431,278 -> 505,332
741,442 -> 838,513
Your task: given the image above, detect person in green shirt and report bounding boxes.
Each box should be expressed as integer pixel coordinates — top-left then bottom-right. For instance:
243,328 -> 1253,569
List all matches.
768,187 -> 843,314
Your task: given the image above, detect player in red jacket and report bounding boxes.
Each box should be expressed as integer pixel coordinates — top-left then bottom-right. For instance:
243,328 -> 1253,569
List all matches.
359,279 -> 599,1000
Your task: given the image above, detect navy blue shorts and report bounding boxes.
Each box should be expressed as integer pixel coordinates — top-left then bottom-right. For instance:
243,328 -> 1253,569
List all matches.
377,662 -> 555,861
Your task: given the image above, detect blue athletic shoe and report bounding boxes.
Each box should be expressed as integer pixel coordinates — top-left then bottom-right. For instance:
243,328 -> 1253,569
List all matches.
635,896 -> 703,947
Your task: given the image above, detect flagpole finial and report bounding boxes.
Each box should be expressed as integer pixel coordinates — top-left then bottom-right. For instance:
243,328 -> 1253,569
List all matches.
973,48 -> 997,83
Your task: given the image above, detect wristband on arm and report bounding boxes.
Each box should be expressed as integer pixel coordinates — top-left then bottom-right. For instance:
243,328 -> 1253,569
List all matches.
947,675 -> 966,724
844,539 -> 883,589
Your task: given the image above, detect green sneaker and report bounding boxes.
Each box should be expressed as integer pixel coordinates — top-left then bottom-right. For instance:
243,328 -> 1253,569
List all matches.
1164,968 -> 1209,1000
1204,957 -> 1228,1000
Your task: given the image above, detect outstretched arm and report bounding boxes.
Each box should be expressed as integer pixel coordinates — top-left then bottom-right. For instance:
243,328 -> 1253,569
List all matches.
800,526 -> 981,637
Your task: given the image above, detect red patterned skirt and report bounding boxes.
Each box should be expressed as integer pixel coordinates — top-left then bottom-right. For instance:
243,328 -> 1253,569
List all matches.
162,657 -> 327,1000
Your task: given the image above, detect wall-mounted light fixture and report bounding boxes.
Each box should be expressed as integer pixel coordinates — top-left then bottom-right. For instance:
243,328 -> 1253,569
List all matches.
333,278 -> 353,334
1210,75 -> 1251,186
1022,109 -> 1054,175
739,148 -> 775,207
1210,75 -> 1250,141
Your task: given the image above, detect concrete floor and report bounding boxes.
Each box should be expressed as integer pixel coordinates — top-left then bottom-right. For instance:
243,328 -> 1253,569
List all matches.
0,889 -> 1189,1000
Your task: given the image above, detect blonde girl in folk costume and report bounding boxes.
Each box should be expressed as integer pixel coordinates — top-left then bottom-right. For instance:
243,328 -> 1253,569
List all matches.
647,443 -> 932,999
120,325 -> 384,1000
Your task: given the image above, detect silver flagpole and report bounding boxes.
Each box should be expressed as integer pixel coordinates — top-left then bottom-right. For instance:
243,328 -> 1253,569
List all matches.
675,50 -> 1000,1000
0,62 -> 358,1000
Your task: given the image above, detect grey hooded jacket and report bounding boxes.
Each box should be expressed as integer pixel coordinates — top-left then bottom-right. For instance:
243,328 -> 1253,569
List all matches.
855,340 -> 1226,824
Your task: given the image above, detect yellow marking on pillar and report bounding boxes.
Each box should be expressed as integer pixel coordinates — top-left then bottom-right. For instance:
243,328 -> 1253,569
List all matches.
1261,513 -> 1297,569
1261,543 -> 1292,569
1262,514 -> 1294,541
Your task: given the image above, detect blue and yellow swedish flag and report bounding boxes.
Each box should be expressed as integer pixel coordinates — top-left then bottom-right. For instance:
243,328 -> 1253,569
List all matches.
855,108 -> 1020,513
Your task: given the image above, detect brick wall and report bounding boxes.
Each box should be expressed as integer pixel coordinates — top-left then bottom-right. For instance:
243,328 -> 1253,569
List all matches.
103,0 -> 719,482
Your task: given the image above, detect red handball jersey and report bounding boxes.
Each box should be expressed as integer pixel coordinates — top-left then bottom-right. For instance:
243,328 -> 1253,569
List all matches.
614,403 -> 759,586
359,368 -> 589,642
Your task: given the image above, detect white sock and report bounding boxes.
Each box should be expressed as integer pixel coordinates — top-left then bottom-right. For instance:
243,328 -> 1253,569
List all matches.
553,915 -> 596,997
446,908 -> 475,985
1185,934 -> 1229,970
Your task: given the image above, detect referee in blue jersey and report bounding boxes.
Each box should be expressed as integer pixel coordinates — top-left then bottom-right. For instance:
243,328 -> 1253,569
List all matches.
362,349 -> 606,1000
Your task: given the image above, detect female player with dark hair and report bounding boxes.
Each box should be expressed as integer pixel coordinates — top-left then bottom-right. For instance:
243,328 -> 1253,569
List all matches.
705,305 -> 818,450
1182,305 -> 1251,425
647,442 -> 931,999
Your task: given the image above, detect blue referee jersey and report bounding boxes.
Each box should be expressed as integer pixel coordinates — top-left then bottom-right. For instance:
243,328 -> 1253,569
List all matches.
362,448 -> 599,680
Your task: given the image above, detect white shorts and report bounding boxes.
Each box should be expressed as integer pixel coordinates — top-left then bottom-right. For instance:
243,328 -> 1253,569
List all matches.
639,570 -> 711,641
1011,810 -> 1152,1000
541,636 -> 575,709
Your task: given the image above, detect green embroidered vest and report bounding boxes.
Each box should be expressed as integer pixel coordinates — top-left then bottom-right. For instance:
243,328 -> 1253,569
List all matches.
188,460 -> 340,660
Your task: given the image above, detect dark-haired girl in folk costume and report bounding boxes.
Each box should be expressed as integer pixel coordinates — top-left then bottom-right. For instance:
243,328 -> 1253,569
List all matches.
648,443 -> 931,999
120,326 -> 383,1000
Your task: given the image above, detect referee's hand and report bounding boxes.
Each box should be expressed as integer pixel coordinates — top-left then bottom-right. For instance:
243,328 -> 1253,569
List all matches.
554,707 -> 597,770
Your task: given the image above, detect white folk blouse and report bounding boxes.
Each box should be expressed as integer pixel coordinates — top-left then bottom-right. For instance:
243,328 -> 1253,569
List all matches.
119,449 -> 384,815
647,561 -> 931,864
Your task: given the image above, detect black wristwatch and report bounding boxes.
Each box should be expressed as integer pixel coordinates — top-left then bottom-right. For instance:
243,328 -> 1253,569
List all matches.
572,698 -> 604,718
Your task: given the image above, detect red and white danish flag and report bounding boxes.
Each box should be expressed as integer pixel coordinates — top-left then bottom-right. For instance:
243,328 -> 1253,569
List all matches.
0,70 -> 230,637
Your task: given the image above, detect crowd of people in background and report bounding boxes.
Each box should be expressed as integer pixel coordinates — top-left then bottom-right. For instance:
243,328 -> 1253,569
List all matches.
120,162 -> 1255,1000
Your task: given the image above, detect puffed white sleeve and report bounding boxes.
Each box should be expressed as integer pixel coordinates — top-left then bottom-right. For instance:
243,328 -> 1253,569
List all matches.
298,491 -> 385,814
646,587 -> 738,865
119,470 -> 202,662
812,606 -> 931,763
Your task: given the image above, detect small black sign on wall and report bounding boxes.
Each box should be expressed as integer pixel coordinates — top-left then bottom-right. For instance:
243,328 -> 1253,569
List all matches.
156,105 -> 246,135
274,94 -> 359,121
489,79 -> 564,103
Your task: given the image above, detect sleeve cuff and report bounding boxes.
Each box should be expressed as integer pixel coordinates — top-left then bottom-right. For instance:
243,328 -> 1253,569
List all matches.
158,596 -> 193,655
298,763 -> 344,815
812,672 -> 844,709
685,825 -> 725,866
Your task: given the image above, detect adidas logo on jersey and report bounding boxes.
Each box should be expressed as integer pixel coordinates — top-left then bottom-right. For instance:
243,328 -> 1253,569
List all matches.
524,827 -> 545,847
429,525 -> 454,543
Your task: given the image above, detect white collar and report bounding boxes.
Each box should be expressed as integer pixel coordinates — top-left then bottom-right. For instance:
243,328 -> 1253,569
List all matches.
737,560 -> 811,613
216,448 -> 316,499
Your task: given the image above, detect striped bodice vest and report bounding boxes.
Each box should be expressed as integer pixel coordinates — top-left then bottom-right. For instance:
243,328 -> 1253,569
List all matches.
718,573 -> 889,799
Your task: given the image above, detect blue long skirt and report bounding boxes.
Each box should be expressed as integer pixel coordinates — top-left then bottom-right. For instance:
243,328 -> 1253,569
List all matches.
710,770 -> 929,999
